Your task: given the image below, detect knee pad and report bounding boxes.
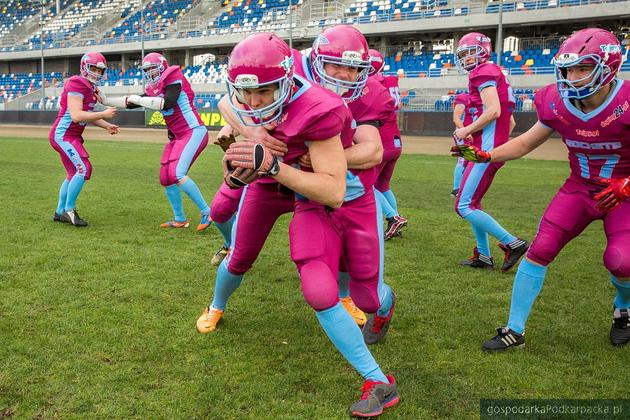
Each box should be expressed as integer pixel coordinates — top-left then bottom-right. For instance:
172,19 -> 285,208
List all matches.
211,191 -> 239,224
225,251 -> 253,276
348,281 -> 381,313
300,260 -> 338,311
526,238 -> 560,267
80,159 -> 92,180
604,244 -> 630,278
159,163 -> 178,186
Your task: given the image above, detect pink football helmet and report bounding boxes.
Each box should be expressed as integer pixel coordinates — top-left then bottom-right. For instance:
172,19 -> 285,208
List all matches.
141,52 -> 169,86
80,52 -> 107,84
226,33 -> 295,126
552,28 -> 623,99
369,48 -> 385,76
310,25 -> 371,101
455,32 -> 492,73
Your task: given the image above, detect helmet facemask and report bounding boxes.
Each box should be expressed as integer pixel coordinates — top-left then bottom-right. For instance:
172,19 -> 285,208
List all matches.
455,45 -> 488,73
312,52 -> 370,101
141,62 -> 164,86
553,53 -> 611,100
226,75 -> 293,127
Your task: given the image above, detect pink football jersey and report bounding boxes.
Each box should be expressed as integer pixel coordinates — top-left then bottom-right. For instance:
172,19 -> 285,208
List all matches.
535,80 -> 630,188
468,63 -> 515,149
145,66 -> 204,138
269,75 -> 354,167
372,73 -> 402,150
50,76 -> 96,140
454,93 -> 472,126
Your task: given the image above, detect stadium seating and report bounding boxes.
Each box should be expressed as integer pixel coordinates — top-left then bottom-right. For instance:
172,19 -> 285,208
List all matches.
27,0 -> 129,50
0,0 -> 74,41
105,0 -> 197,42
0,71 -> 64,102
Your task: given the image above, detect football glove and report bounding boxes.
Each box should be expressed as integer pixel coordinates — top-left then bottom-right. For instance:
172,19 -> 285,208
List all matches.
224,140 -> 280,176
214,134 -> 236,152
593,176 -> 630,213
450,144 -> 492,163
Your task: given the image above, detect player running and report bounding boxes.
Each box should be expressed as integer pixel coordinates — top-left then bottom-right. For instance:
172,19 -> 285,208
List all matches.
50,52 -> 119,227
453,32 -> 528,271
199,33 -> 400,417
452,28 -> 630,349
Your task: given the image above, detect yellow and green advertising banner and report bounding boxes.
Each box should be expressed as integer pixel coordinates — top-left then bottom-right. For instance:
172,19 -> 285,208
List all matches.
146,110 -> 227,128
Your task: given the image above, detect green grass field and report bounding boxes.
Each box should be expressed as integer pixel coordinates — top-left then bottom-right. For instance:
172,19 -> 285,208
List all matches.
1,136 -> 627,418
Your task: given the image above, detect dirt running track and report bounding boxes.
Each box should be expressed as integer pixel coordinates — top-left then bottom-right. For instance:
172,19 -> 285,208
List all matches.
0,124 -> 568,161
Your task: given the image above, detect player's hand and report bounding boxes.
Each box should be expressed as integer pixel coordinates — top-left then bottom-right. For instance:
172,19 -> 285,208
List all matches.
298,152 -> 312,168
101,107 -> 117,120
107,124 -> 120,135
243,126 -> 287,156
127,94 -> 142,105
450,144 -> 492,163
453,127 -> 471,143
225,140 -> 279,176
217,124 -> 239,139
214,134 -> 236,152
593,176 -> 630,213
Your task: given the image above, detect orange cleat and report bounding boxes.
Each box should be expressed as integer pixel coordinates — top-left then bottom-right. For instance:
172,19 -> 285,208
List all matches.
341,296 -> 367,327
196,213 -> 212,232
160,220 -> 190,229
196,306 -> 224,333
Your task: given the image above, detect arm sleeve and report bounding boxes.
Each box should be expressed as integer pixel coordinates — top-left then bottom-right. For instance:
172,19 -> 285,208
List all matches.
162,83 -> 181,110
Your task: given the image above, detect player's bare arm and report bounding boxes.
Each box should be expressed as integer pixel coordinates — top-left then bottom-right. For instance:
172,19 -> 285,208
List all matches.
345,124 -> 383,169
68,95 -> 116,123
274,136 -> 347,208
453,122 -> 553,163
91,118 -> 119,134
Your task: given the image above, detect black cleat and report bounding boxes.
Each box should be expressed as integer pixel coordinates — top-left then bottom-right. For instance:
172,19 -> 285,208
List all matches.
384,216 -> 408,241
53,212 -> 64,222
450,188 -> 459,198
611,308 -> 630,346
60,209 -> 88,227
460,247 -> 494,269
498,239 -> 529,272
483,327 -> 525,352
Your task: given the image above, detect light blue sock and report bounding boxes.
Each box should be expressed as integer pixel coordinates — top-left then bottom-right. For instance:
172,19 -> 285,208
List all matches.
507,259 -> 548,334
179,178 -> 210,215
165,184 -> 186,222
56,179 -> 70,214
211,261 -> 244,311
338,272 -> 350,298
464,209 -> 517,247
382,189 -> 398,214
375,189 -> 397,219
64,175 -> 85,211
611,275 -> 630,309
453,162 -> 465,190
471,223 -> 491,257
216,215 -> 235,248
376,284 -> 393,316
316,303 -> 388,382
